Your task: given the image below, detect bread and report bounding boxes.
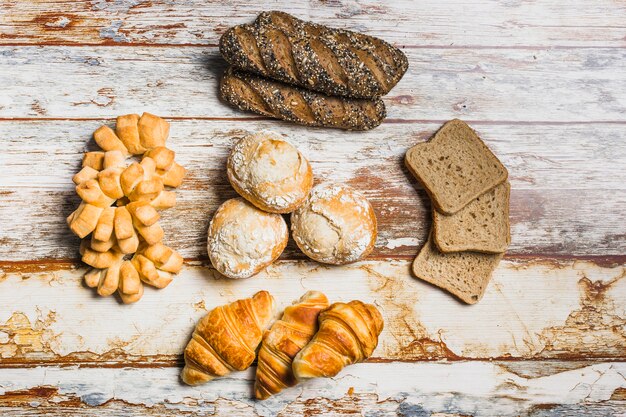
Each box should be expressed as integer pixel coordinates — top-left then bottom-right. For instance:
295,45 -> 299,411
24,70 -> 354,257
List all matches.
405,119 -> 508,215
227,132 -> 313,213
181,291 -> 276,385
433,182 -> 511,253
207,198 -> 288,279
220,11 -> 408,99
69,113 -> 186,303
291,183 -> 377,265
83,242 -> 183,304
220,67 -> 386,130
292,300 -> 383,380
412,234 -> 503,304
255,291 -> 329,399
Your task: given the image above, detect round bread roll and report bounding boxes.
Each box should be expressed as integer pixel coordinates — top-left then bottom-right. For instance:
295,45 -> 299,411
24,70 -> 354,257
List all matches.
291,183 -> 377,265
227,132 -> 313,213
207,198 -> 288,279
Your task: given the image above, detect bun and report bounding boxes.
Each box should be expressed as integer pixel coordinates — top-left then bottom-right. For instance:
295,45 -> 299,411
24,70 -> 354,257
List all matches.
227,132 -> 313,213
291,183 -> 377,265
207,198 -> 288,278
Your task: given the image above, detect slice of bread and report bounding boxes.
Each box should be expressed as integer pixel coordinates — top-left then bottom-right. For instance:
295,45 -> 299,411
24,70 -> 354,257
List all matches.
405,119 -> 508,214
412,234 -> 503,304
433,181 -> 510,254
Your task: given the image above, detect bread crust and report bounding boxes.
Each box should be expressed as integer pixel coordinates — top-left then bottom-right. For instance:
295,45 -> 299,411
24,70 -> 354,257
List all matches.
291,183 -> 377,265
227,132 -> 313,213
207,198 -> 288,279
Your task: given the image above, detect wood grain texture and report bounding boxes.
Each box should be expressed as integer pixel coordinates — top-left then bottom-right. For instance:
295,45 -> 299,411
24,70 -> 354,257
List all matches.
0,362 -> 624,416
1,0 -> 625,47
0,46 -> 625,122
0,260 -> 624,365
0,120 -> 624,261
1,1 -> 625,415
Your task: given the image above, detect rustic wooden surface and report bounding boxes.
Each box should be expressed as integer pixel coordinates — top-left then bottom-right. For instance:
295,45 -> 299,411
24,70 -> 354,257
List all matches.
0,1 -> 625,416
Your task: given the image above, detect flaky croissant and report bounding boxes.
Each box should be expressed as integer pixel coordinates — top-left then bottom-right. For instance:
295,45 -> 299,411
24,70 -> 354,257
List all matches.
292,300 -> 384,380
181,291 -> 276,385
254,291 -> 329,400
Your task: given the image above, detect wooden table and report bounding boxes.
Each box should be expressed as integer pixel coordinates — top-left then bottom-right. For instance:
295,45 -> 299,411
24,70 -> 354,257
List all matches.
1,1 -> 625,415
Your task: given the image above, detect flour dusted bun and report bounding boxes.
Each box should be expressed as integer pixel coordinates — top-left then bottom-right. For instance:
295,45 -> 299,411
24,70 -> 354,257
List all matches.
291,184 -> 377,265
208,198 -> 288,279
227,132 -> 313,213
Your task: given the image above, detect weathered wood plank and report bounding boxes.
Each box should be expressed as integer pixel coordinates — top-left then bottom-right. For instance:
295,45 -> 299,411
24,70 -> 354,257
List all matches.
1,46 -> 625,122
1,0 -> 625,47
0,260 -> 623,365
1,120 -> 624,261
0,362 -> 624,416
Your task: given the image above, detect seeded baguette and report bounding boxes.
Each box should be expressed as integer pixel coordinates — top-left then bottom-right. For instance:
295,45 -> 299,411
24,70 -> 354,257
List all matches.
220,11 -> 408,99
220,67 -> 386,130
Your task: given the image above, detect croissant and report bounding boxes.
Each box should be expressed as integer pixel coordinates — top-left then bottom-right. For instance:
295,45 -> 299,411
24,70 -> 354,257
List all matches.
292,300 -> 384,380
181,291 -> 276,385
254,291 -> 329,400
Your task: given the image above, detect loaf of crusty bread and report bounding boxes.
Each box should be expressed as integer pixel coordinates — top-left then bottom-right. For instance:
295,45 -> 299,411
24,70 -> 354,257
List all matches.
220,11 -> 408,99
220,67 -> 385,130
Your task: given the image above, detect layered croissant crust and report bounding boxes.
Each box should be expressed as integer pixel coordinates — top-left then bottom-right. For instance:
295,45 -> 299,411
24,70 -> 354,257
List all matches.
67,113 -> 186,303
254,291 -> 329,400
292,300 -> 384,380
181,291 -> 276,385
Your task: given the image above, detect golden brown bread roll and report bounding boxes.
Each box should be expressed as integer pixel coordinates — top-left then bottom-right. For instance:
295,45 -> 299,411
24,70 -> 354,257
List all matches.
220,11 -> 408,99
207,198 -> 288,279
227,132 -> 313,213
291,183 -> 377,265
292,300 -> 383,380
181,291 -> 276,385
220,67 -> 386,130
254,291 -> 329,400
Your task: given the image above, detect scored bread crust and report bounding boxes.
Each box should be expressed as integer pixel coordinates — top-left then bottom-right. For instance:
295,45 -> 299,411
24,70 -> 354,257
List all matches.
433,182 -> 511,254
220,67 -> 386,130
412,234 -> 503,304
405,119 -> 508,215
220,11 -> 408,99
291,183 -> 377,265
207,198 -> 288,279
227,132 -> 313,213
